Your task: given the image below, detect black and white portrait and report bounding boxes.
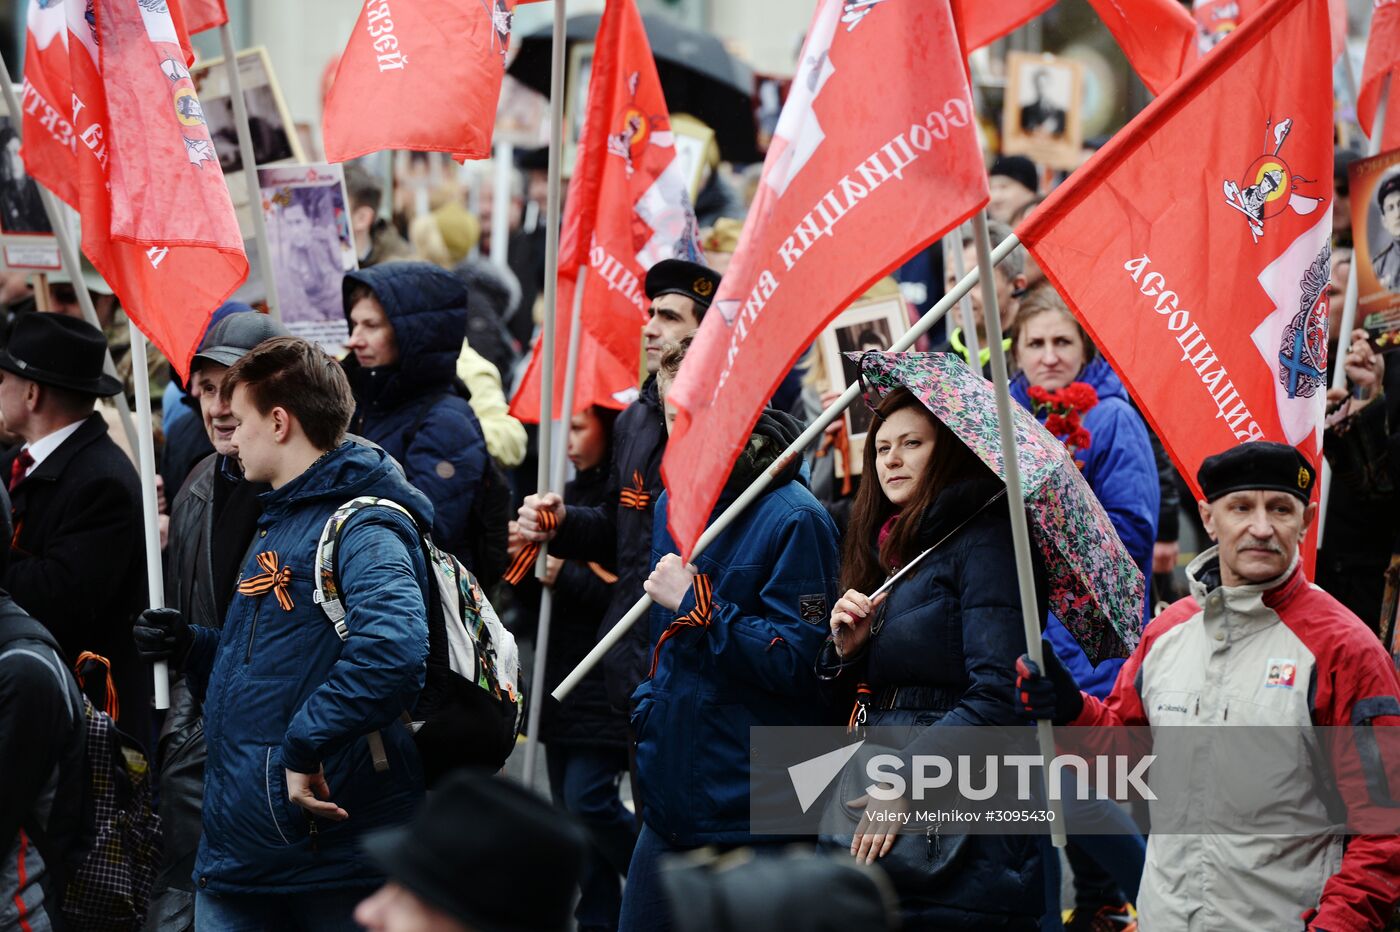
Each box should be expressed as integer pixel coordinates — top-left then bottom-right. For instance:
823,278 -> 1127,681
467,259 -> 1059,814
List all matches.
0,118 -> 52,236
1018,65 -> 1071,140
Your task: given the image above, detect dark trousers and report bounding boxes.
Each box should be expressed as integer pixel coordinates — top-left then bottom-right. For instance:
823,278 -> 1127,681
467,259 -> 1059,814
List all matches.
194,888 -> 374,932
547,745 -> 636,931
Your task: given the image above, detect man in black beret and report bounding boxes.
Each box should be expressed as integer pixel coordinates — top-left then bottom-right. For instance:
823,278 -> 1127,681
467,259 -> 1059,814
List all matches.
515,257 -> 719,927
0,312 -> 148,740
355,770 -> 586,932
1372,172 -> 1400,292
1015,441 -> 1400,930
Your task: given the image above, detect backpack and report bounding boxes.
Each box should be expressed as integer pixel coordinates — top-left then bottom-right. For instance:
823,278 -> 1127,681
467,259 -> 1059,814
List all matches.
0,616 -> 161,932
405,389 -> 512,589
313,496 -> 523,782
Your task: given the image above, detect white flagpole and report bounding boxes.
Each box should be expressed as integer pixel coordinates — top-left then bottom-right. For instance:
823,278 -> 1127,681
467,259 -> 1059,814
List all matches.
522,268 -> 586,787
491,140 -> 514,267
128,322 -> 170,710
0,65 -> 139,455
217,24 -> 281,323
970,209 -> 1066,846
1319,73 -> 1390,547
553,233 -> 1024,701
521,0 -> 569,789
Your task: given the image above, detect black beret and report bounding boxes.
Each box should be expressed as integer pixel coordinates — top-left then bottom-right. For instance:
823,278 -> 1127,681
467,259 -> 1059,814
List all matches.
990,155 -> 1039,195
1379,173 -> 1400,209
645,258 -> 721,309
1196,441 -> 1315,505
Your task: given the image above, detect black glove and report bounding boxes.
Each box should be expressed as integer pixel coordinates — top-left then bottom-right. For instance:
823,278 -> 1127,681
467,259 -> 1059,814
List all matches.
133,607 -> 193,667
1014,639 -> 1084,726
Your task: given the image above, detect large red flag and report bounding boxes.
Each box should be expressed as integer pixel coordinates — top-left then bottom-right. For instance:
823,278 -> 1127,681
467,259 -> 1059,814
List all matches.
1358,0 -> 1400,145
951,0 -> 1056,55
1018,0 -> 1331,553
322,0 -> 516,162
662,0 -> 988,558
1086,0 -> 1196,96
59,0 -> 247,380
510,0 -> 702,424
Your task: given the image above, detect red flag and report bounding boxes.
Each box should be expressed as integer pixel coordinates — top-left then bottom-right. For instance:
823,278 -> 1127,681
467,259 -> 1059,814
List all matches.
177,0 -> 228,34
59,0 -> 248,380
1358,0 -> 1399,142
322,0 -> 516,162
1085,0 -> 1196,96
951,0 -> 1056,55
1018,0 -> 1331,559
662,0 -> 988,558
510,0 -> 702,424
1194,0 -> 1345,59
21,0 -> 79,208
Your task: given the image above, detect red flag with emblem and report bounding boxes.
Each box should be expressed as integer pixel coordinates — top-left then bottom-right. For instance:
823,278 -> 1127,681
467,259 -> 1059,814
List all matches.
1194,0 -> 1345,59
322,0 -> 517,163
1085,0 -> 1197,96
950,0 -> 1056,55
662,0 -> 988,558
59,0 -> 247,380
1018,0 -> 1332,562
1358,0 -> 1400,148
510,0 -> 702,424
176,0 -> 227,34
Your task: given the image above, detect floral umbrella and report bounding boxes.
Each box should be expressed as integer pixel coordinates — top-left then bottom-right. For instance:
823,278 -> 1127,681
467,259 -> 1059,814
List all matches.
855,350 -> 1143,663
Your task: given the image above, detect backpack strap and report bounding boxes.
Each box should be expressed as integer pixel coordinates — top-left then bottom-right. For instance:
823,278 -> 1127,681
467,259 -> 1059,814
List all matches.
313,496 -> 422,639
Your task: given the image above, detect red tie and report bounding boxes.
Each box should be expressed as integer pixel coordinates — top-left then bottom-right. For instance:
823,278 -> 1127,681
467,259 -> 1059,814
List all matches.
9,449 -> 33,493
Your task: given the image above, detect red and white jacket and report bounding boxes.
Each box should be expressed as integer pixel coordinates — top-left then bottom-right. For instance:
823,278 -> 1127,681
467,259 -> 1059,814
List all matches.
1077,547 -> 1400,932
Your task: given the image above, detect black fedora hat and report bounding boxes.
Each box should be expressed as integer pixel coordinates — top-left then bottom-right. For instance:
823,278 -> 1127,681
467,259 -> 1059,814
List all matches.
363,770 -> 586,932
0,313 -> 122,397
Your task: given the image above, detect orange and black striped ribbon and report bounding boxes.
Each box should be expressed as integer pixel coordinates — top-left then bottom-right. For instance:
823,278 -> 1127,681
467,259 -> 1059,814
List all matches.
237,551 -> 295,611
647,573 -> 712,679
619,470 -> 651,510
74,651 -> 119,721
503,508 -> 559,586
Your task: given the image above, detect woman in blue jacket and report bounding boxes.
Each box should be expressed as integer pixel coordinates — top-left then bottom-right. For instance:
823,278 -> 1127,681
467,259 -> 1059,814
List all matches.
819,385 -> 1047,930
1010,287 -> 1157,930
341,262 -> 489,571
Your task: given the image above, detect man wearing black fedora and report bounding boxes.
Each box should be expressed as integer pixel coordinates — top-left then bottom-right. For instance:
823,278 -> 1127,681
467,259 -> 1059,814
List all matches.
355,770 -> 587,932
0,311 -> 148,739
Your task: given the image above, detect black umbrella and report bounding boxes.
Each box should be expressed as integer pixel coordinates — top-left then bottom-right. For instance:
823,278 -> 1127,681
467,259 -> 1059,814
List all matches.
509,12 -> 761,164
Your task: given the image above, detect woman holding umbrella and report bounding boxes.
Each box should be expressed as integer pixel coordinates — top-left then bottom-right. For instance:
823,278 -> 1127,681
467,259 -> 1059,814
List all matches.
818,383 -> 1049,930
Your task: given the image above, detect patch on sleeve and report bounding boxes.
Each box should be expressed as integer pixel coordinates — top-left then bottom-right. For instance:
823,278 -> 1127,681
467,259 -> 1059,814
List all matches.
799,593 -> 828,624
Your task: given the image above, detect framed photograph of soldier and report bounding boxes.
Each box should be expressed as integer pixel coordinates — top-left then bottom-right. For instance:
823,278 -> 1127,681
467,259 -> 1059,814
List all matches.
191,47 -> 303,231
0,93 -> 59,271
1350,150 -> 1400,334
818,295 -> 910,477
258,163 -> 357,355
1001,52 -> 1084,172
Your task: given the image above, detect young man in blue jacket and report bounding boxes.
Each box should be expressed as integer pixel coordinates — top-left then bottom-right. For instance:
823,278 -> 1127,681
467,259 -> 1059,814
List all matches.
617,336 -> 842,932
135,337 -> 432,931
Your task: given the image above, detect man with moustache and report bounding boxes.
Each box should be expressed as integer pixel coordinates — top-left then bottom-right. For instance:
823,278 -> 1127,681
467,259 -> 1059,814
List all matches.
1016,442 -> 1400,931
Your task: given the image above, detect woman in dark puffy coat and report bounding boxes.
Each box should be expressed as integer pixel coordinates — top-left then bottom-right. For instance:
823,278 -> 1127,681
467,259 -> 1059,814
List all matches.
818,385 -> 1046,930
341,261 -> 489,569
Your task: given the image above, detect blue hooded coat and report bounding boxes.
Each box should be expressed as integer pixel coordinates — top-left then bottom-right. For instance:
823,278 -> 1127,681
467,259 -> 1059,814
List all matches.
1011,356 -> 1159,697
185,442 -> 432,894
632,411 -> 841,847
342,262 -> 488,569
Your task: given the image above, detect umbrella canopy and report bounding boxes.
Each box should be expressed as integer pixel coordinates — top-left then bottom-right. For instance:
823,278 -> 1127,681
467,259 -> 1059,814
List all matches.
509,12 -> 761,164
856,351 -> 1144,664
